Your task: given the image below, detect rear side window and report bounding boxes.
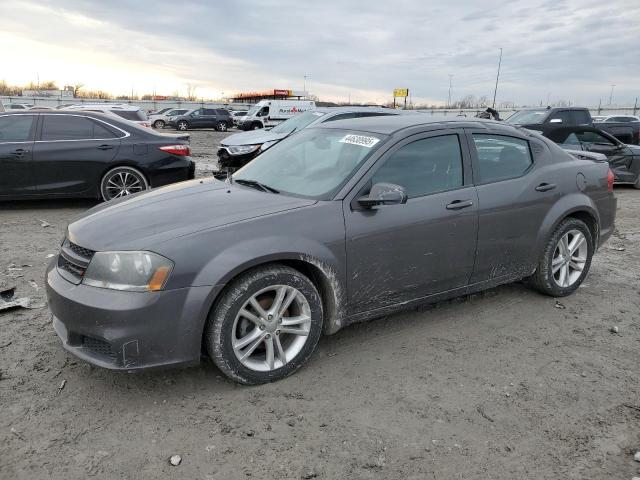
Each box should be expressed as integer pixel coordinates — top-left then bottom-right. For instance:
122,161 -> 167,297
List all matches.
323,113 -> 358,122
215,109 -> 229,115
41,115 -> 118,140
372,135 -> 463,198
574,131 -> 615,145
572,110 -> 591,125
113,110 -> 146,121
0,115 -> 36,142
472,134 -> 532,183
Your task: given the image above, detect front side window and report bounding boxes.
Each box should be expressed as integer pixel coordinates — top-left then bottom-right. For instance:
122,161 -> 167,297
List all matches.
572,111 -> 591,125
472,134 -> 532,183
372,135 -> 463,198
0,115 -> 35,142
234,129 -> 385,200
41,115 -> 117,140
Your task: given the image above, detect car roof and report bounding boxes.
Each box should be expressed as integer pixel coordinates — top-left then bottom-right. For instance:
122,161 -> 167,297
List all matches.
314,114 -> 513,135
315,106 -> 396,114
0,109 -> 128,122
64,104 -> 141,111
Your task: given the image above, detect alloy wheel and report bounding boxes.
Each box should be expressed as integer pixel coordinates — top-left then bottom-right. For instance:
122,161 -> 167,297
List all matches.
551,229 -> 587,288
178,121 -> 188,131
232,285 -> 311,372
104,169 -> 146,200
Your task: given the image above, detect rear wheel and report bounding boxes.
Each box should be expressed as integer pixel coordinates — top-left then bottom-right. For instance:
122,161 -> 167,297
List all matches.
529,218 -> 593,297
177,120 -> 189,131
205,265 -> 323,385
216,121 -> 228,132
153,120 -> 165,129
251,122 -> 262,130
100,166 -> 149,201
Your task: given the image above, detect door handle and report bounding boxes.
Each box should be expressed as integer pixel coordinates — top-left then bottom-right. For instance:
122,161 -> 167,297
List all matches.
97,144 -> 113,150
11,148 -> 29,156
446,199 -> 474,210
535,183 -> 556,192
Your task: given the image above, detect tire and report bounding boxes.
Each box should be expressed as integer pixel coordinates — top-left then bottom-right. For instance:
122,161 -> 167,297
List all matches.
251,123 -> 261,130
153,120 -> 165,129
634,175 -> 640,190
216,121 -> 228,132
205,265 -> 323,385
529,218 -> 593,297
177,120 -> 189,131
100,166 -> 149,202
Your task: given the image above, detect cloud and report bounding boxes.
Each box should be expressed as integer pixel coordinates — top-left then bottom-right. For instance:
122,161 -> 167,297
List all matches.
1,0 -> 639,105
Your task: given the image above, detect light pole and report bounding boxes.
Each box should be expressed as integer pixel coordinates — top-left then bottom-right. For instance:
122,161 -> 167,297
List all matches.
303,74 -> 308,97
608,84 -> 616,105
492,48 -> 503,109
447,74 -> 453,108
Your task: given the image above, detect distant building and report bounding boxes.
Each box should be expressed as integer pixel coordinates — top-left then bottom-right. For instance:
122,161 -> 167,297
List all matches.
231,89 -> 308,104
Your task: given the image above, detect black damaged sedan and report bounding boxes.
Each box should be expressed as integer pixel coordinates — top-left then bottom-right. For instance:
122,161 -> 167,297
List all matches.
0,111 -> 195,201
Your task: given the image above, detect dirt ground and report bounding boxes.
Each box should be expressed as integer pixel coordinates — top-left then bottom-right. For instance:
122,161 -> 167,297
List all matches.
1,129 -> 639,479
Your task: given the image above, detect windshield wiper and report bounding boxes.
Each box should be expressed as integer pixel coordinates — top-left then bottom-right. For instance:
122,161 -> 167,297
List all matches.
234,178 -> 280,194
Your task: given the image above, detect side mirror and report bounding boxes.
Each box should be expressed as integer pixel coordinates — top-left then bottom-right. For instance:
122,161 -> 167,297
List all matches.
357,183 -> 408,209
549,118 -> 563,124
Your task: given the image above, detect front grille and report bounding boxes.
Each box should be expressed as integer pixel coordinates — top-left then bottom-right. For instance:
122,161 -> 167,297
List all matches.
82,336 -> 117,362
68,241 -> 95,260
57,255 -> 86,278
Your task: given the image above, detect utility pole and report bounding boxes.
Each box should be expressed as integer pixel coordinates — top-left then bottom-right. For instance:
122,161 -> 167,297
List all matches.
447,74 -> 453,108
608,84 -> 616,105
303,74 -> 307,97
634,97 -> 638,116
492,48 -> 502,109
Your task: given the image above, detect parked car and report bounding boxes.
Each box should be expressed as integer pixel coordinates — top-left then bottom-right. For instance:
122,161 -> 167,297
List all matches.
45,116 -> 616,385
166,107 -> 232,131
149,108 -> 190,129
237,100 -> 316,130
506,107 -> 640,145
230,110 -> 248,127
0,111 -> 194,201
5,103 -> 34,110
541,125 -> 640,188
64,104 -> 151,128
592,115 -> 639,123
218,106 -> 400,170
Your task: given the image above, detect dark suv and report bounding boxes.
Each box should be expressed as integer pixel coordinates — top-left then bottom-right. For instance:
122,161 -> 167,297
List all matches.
167,108 -> 232,132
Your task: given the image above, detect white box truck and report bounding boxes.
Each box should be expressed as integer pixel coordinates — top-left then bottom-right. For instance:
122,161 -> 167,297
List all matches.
237,100 -> 316,130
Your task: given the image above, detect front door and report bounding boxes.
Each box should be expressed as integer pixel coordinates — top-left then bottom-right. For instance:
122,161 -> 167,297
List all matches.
344,130 -> 478,314
0,114 -> 37,197
32,114 -> 121,194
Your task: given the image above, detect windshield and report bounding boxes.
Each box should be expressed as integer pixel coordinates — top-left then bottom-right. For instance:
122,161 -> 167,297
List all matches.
246,105 -> 261,116
271,111 -> 326,134
505,109 -> 548,125
233,128 -> 385,200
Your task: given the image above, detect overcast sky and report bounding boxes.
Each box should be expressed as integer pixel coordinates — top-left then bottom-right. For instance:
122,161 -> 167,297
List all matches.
1,0 -> 639,106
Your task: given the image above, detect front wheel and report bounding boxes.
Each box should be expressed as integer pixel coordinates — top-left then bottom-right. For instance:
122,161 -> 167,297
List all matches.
529,218 -> 593,297
100,166 -> 149,201
153,120 -> 165,129
177,121 -> 189,131
205,265 -> 323,385
251,123 -> 262,130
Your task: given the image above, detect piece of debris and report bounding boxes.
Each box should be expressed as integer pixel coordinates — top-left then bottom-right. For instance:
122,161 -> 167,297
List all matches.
554,301 -> 566,309
169,454 -> 182,466
46,253 -> 56,259
10,427 -> 25,441
610,326 -> 619,334
476,405 -> 495,422
28,280 -> 39,291
38,219 -> 51,228
580,372 -> 587,378
608,245 -> 625,251
634,451 -> 640,462
0,288 -> 30,312
301,467 -> 318,479
0,341 -> 12,349
57,379 -> 66,395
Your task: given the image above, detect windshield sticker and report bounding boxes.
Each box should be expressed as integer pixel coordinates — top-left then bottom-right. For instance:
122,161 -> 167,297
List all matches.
339,134 -> 380,148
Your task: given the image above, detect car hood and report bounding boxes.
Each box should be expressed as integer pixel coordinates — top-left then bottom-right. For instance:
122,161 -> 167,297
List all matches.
221,129 -> 289,147
67,179 -> 315,251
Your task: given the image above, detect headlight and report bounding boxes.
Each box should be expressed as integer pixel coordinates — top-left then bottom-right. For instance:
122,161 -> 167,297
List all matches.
227,144 -> 261,155
83,251 -> 173,292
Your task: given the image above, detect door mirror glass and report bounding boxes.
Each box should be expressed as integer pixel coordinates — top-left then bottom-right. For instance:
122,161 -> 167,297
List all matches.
358,183 -> 407,208
549,118 -> 562,123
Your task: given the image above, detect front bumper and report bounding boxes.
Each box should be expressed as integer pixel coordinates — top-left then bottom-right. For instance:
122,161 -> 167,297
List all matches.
46,259 -> 214,370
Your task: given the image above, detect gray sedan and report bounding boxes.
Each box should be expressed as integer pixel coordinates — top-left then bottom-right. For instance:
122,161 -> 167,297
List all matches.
46,116 -> 616,385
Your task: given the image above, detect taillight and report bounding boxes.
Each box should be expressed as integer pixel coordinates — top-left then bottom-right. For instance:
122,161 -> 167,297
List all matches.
607,169 -> 614,192
159,145 -> 190,156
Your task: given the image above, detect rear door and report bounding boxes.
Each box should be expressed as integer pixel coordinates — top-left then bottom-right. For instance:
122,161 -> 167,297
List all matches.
0,114 -> 37,196
575,129 -> 635,182
467,130 -> 562,283
32,114 -> 122,195
344,129 -> 478,313
202,108 -> 218,128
